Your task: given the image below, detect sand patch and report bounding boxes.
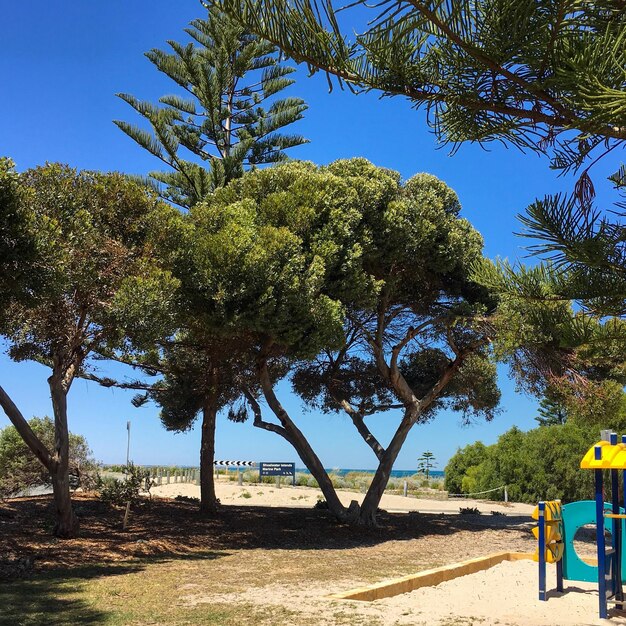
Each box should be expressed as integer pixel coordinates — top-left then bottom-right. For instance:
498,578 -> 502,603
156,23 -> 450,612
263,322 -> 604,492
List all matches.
180,560 -> 626,626
152,481 -> 534,517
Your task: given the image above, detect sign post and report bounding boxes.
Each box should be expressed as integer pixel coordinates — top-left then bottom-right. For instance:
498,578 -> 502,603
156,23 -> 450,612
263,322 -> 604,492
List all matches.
126,420 -> 131,465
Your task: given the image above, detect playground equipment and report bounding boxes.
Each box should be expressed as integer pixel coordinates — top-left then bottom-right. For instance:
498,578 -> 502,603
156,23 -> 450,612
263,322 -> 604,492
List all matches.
535,430 -> 626,618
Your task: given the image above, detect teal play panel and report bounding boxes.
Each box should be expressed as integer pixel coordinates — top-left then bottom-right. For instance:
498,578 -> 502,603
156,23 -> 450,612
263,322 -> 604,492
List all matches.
562,500 -> 626,583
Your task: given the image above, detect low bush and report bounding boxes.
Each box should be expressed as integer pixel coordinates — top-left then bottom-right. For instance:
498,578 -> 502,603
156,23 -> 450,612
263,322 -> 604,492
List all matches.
459,506 -> 481,515
98,463 -> 154,507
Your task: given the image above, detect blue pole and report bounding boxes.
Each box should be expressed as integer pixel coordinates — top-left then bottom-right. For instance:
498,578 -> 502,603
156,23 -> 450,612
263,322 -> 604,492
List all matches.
595,457 -> 608,618
538,501 -> 546,601
612,466 -> 623,606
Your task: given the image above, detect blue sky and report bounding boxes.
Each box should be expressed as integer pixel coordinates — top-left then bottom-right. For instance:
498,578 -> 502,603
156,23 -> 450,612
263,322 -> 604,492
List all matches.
0,1 -> 617,470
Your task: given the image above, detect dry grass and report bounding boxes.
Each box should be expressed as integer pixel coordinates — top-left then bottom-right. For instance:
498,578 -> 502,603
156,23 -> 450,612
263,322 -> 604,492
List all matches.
0,494 -> 535,626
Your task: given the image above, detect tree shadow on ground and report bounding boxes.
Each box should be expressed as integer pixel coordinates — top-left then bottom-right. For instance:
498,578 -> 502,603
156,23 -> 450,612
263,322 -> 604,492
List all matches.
0,552 -> 227,626
0,495 -> 532,574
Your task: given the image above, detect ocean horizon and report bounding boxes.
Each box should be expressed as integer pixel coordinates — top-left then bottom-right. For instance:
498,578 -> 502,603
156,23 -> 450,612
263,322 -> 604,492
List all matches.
137,464 -> 445,478
295,468 -> 445,478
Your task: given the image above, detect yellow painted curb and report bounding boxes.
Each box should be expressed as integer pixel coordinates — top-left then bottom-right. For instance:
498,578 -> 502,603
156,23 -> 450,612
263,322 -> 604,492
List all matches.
329,551 -> 534,602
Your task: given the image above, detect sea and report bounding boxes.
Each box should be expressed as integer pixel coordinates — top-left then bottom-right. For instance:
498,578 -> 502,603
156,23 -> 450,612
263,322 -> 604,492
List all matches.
214,466 -> 444,478
294,468 -> 445,478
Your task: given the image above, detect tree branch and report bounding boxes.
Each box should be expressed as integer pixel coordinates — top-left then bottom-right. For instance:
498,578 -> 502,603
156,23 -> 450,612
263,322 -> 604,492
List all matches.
242,385 -> 292,440
0,384 -> 53,471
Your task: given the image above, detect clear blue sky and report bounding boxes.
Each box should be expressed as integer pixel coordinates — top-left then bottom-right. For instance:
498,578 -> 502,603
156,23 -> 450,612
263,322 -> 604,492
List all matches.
0,1 -> 615,470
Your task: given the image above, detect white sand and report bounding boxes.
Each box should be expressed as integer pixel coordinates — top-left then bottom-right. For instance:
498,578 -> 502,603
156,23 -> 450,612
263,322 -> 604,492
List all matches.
377,560 -> 626,625
183,560 -> 626,626
151,480 -> 534,517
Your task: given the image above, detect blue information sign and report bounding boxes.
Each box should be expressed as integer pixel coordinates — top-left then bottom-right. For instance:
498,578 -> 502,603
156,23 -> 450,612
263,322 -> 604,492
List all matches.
259,462 -> 295,478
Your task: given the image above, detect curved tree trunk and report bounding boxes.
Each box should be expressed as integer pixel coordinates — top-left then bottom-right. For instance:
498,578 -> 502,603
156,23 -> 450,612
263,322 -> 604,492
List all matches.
253,364 -> 354,522
357,410 -> 417,526
49,376 -> 79,538
199,367 -> 219,515
274,416 -> 351,520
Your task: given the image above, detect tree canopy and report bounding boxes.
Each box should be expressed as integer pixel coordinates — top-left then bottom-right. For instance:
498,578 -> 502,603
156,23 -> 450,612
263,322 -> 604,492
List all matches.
0,162 -> 175,536
211,0 -> 626,173
211,0 -> 626,357
115,5 -> 308,208
165,157 -> 499,524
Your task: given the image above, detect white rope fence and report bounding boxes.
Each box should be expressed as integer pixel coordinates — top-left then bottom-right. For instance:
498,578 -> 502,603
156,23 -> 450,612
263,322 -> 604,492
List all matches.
448,485 -> 508,502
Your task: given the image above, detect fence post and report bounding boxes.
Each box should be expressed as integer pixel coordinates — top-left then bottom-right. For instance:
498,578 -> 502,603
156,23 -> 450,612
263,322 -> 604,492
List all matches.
166,470 -> 170,484
403,481 -> 408,497
504,486 -> 508,503
276,476 -> 281,489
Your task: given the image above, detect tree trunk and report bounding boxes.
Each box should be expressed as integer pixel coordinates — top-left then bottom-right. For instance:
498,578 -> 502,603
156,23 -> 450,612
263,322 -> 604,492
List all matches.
48,376 -> 79,538
279,418 -> 351,520
256,361 -> 352,522
50,462 -> 79,538
357,408 -> 418,526
0,384 -> 53,470
199,368 -> 219,515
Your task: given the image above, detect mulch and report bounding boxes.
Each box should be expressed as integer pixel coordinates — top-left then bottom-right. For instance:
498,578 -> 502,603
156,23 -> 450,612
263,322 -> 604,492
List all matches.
0,493 -> 532,579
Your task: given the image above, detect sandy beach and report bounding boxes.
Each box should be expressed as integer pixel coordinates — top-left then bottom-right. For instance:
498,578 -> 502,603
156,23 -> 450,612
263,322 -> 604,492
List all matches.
200,559 -> 626,626
151,479 -> 535,517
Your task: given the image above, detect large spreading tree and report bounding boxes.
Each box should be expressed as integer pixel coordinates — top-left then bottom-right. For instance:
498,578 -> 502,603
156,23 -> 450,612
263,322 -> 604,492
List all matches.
0,162 -> 176,537
179,158 -> 499,525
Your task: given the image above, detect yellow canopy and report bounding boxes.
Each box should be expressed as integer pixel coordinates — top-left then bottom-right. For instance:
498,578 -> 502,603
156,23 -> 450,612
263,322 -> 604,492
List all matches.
580,440 -> 626,469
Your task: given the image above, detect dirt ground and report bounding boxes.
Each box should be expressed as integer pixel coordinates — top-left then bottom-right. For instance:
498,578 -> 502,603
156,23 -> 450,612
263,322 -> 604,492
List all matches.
1,493 -> 614,626
0,493 -> 535,574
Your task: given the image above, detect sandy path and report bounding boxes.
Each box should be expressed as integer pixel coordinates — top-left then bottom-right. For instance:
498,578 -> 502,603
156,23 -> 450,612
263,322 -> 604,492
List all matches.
151,480 -> 534,516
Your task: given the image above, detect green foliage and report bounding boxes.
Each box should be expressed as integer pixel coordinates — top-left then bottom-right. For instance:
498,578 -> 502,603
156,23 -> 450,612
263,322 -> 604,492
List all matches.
0,417 -> 97,499
535,394 -> 568,427
459,507 -> 481,515
115,6 -> 307,208
98,463 -> 154,507
472,258 -> 626,398
417,451 -> 436,480
1,163 -> 179,367
285,159 -> 498,424
444,441 -> 487,494
0,158 -> 41,314
215,0 -> 626,387
214,0 -> 625,174
444,423 -> 611,504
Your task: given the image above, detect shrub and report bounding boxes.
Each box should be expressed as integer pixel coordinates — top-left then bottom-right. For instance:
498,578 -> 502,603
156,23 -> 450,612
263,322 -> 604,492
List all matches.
444,423 -> 600,504
174,495 -> 199,503
459,506 -> 481,515
0,416 -> 98,499
98,463 -> 154,507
